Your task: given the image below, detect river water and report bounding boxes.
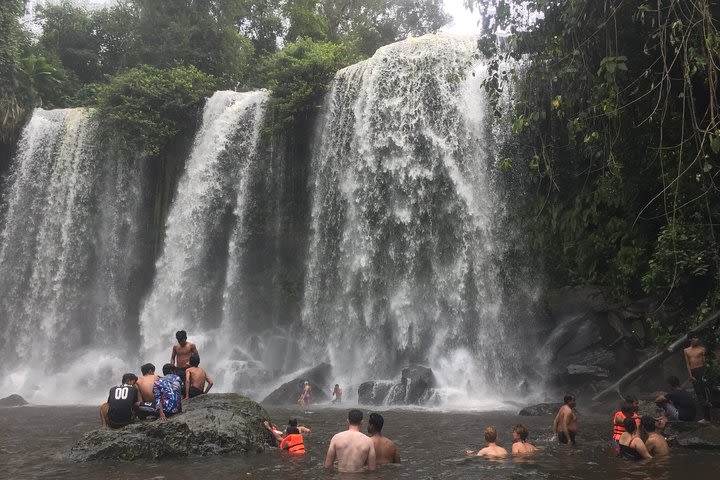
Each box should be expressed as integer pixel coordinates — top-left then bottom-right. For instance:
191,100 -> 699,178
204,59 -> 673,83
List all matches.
1,405 -> 719,479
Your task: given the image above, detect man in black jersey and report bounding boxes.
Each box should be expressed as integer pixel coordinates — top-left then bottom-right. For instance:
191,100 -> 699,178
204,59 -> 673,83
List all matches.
100,373 -> 141,428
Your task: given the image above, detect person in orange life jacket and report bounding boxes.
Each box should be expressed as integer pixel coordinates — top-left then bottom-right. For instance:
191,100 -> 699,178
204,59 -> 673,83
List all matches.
612,399 -> 639,445
280,425 -> 306,454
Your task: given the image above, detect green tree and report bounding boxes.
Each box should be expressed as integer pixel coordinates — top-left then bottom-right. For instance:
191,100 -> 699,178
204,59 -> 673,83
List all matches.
95,64 -> 216,156
0,0 -> 29,142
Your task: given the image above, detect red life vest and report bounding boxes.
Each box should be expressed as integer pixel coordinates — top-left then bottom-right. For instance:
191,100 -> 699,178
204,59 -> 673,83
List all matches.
612,412 -> 640,441
280,434 -> 306,455
612,411 -> 627,441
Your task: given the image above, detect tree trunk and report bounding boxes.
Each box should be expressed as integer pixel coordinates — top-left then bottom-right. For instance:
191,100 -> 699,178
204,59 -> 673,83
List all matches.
592,309 -> 720,402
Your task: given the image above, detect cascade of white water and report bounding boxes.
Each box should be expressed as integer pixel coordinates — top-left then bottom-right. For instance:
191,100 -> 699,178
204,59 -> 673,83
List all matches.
139,90 -> 269,389
0,108 -> 147,403
302,34 -> 524,404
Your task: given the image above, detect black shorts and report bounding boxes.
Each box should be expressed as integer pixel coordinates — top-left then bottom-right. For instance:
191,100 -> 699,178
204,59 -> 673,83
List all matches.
188,386 -> 204,398
558,431 -> 576,444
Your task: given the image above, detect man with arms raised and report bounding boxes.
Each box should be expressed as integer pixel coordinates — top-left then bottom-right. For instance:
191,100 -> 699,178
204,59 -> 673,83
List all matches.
552,394 -> 578,445
368,413 -> 400,464
325,409 -> 376,472
170,330 -> 199,383
184,354 -> 214,399
684,332 -> 712,424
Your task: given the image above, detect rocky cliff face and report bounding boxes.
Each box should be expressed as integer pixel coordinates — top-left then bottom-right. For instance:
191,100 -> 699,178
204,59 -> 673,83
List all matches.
71,394 -> 274,461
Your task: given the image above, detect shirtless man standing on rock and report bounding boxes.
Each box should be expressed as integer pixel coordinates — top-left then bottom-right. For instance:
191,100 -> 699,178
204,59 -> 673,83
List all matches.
368,413 -> 400,464
325,409 -> 376,472
684,332 -> 712,424
171,330 -> 199,383
552,394 -> 578,445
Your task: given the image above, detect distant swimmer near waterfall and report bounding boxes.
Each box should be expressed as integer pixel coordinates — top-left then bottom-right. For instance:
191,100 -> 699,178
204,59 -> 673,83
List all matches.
171,330 -> 199,384
184,354 -> 213,399
466,426 -> 509,458
325,409 -> 376,472
100,373 -> 141,428
552,394 -> 577,445
332,384 -> 343,403
511,424 -> 538,455
368,413 -> 400,464
298,381 -> 312,410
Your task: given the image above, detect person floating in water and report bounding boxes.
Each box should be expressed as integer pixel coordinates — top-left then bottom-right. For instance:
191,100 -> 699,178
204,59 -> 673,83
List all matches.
280,421 -> 306,455
184,354 -> 213,399
325,409 -> 376,472
368,412 -> 400,464
684,332 -> 712,424
618,416 -> 651,460
264,418 -> 312,445
100,373 -> 141,428
640,416 -> 669,457
655,376 -> 697,421
154,364 -> 183,420
511,424 -> 537,454
466,426 -> 508,458
332,384 -> 343,403
136,363 -> 160,419
171,330 -> 199,386
298,380 -> 312,410
552,394 -> 577,445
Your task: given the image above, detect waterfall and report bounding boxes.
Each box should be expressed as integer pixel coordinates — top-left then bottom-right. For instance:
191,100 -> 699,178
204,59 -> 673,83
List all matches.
139,90 -> 269,391
302,34 -> 525,404
0,108 -> 148,403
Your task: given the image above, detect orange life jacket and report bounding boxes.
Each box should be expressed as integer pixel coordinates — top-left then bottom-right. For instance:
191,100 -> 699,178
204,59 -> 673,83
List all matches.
612,412 -> 639,441
280,434 -> 305,455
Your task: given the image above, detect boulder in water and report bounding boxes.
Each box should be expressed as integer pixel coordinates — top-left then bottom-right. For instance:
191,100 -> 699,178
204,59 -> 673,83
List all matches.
519,403 -> 563,416
399,365 -> 437,405
675,425 -> 720,449
0,394 -> 28,407
262,363 -> 331,405
71,394 -> 273,461
358,381 -> 393,405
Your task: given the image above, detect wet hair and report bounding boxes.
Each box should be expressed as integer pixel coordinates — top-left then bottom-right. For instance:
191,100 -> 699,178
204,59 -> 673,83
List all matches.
162,363 -> 176,375
688,331 -> 700,339
176,330 -> 187,341
286,426 -> 300,435
122,373 -> 137,384
623,417 -> 637,434
335,384 -> 339,388
484,427 -> 498,443
620,401 -> 635,416
564,394 -> 576,404
189,354 -> 200,367
288,418 -> 298,427
348,409 -> 363,425
512,424 -> 529,441
640,416 -> 656,433
369,413 -> 384,432
667,376 -> 681,388
141,363 -> 155,375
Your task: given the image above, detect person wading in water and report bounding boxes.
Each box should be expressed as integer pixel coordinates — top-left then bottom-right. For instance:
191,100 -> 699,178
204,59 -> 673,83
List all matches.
552,394 -> 578,445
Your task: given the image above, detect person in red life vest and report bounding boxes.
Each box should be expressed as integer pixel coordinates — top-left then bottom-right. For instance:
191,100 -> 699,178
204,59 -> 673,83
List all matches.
280,425 -> 306,455
612,399 -> 640,447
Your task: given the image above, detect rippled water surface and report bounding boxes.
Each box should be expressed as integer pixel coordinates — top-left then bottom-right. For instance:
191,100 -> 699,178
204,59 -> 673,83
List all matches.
2,405 -> 719,479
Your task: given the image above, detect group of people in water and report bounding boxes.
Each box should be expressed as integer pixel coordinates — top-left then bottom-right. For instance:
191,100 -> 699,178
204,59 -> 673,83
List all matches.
99,330 -> 214,428
98,329 -> 714,470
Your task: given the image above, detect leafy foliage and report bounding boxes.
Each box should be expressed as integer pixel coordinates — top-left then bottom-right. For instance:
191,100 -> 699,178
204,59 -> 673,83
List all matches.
476,0 -> 720,338
94,65 -> 216,156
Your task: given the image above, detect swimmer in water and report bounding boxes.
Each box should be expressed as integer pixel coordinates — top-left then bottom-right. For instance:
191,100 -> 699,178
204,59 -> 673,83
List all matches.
325,409 -> 376,472
367,412 -> 400,464
511,424 -> 538,454
552,394 -> 577,445
466,427 -> 509,458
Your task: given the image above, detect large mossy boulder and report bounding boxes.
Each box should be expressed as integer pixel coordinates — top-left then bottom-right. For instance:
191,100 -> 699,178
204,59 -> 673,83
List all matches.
71,394 -> 273,461
358,381 -> 393,405
262,363 -> 331,405
0,394 -> 28,407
